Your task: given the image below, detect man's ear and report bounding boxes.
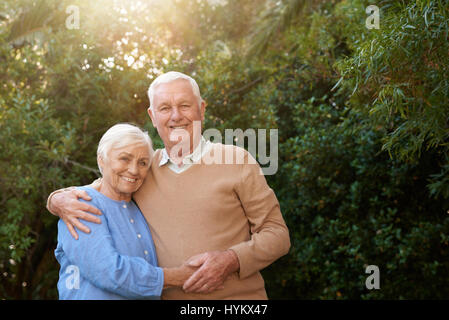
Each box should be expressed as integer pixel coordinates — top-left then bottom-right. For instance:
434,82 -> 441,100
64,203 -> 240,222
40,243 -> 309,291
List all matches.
200,100 -> 207,121
147,107 -> 157,128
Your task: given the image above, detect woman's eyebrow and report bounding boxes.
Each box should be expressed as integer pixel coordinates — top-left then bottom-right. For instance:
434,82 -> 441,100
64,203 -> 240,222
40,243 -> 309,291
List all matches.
118,152 -> 133,157
118,152 -> 149,159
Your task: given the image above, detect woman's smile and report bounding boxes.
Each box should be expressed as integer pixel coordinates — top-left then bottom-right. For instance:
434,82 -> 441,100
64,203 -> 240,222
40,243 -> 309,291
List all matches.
121,176 -> 138,183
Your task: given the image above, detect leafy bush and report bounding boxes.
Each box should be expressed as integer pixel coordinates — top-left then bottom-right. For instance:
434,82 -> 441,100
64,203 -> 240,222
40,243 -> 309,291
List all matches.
259,0 -> 449,299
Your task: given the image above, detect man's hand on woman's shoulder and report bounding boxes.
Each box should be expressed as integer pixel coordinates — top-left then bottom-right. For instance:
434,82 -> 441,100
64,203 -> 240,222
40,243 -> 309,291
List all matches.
48,187 -> 103,240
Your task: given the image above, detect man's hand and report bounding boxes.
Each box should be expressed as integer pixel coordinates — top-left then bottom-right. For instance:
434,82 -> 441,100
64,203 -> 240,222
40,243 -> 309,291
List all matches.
51,189 -> 103,240
182,250 -> 240,294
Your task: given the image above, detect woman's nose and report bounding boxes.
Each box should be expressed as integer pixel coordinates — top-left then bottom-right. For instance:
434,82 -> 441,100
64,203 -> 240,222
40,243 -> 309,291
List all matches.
128,162 -> 139,175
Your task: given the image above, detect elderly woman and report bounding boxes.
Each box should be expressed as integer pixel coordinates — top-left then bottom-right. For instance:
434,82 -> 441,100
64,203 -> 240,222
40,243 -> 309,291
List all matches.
55,123 -> 194,299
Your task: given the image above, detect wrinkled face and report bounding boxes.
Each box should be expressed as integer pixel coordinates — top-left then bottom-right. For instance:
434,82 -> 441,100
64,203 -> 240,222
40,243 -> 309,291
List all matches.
99,143 -> 151,199
148,79 -> 205,153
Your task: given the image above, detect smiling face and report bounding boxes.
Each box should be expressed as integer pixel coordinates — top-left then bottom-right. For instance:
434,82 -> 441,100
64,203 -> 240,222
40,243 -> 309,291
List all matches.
148,78 -> 205,156
98,143 -> 151,201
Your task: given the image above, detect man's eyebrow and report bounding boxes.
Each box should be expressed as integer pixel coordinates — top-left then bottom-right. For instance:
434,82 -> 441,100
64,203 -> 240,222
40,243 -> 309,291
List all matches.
156,102 -> 171,108
159,99 -> 192,104
178,100 -> 192,105
176,98 -> 191,103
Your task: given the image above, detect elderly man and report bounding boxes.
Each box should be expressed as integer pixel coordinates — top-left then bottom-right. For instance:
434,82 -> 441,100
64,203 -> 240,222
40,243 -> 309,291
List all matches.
47,71 -> 290,299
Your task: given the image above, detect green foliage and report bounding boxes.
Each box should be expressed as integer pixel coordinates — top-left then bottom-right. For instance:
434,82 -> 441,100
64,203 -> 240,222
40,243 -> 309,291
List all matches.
258,0 -> 449,299
0,93 -> 84,298
265,97 -> 449,298
334,0 -> 449,197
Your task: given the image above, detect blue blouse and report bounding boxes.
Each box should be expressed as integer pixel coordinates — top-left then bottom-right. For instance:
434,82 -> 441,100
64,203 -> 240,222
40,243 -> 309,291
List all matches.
55,186 -> 164,300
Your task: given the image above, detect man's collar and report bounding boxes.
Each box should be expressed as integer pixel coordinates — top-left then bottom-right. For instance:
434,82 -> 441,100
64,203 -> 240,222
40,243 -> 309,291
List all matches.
159,136 -> 207,167
159,148 -> 170,167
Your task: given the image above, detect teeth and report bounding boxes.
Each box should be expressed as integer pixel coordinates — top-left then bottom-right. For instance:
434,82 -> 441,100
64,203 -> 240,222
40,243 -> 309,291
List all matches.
122,177 -> 136,182
171,126 -> 187,129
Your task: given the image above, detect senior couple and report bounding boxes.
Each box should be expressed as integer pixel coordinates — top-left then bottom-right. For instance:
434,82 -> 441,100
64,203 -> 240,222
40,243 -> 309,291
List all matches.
48,71 -> 290,300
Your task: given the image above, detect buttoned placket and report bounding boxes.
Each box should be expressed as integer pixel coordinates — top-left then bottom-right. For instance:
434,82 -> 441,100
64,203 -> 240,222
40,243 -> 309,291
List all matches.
123,202 -> 151,260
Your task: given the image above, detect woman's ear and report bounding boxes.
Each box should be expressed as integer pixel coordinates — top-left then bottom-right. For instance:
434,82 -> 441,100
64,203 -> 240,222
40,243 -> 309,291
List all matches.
97,155 -> 105,174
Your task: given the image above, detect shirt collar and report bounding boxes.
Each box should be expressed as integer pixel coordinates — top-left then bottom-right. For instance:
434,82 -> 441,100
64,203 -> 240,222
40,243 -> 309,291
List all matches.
159,136 -> 207,167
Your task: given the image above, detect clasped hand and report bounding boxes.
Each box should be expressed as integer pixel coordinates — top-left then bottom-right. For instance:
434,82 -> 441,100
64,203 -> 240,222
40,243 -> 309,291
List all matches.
182,250 -> 240,294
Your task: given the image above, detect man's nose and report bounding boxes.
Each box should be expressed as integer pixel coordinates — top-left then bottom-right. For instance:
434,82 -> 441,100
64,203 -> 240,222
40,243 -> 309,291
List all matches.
170,106 -> 183,121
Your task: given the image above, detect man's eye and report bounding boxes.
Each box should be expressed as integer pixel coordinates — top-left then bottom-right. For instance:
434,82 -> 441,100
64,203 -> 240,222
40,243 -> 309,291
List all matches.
181,104 -> 190,108
139,161 -> 147,166
120,157 -> 130,161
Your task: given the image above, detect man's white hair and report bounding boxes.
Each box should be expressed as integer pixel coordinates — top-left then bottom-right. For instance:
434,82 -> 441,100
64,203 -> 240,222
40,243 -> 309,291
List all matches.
97,123 -> 153,175
147,71 -> 203,113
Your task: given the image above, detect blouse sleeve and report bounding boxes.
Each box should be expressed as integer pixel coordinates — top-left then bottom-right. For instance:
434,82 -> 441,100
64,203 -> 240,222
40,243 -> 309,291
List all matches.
57,201 -> 164,299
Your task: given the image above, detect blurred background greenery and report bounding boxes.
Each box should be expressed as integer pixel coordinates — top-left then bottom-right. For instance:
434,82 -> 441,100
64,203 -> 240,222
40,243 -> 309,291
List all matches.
0,0 -> 448,299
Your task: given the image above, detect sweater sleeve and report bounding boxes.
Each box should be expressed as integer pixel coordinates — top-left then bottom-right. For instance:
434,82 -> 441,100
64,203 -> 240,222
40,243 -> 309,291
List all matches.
229,149 -> 291,279
57,203 -> 164,298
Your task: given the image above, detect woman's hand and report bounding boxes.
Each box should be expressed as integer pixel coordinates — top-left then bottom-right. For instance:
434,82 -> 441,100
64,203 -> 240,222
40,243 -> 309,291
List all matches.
163,262 -> 198,289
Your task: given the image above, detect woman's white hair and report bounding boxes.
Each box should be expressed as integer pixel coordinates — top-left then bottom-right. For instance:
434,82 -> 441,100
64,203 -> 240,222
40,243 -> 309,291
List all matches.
97,123 -> 153,175
147,71 -> 203,113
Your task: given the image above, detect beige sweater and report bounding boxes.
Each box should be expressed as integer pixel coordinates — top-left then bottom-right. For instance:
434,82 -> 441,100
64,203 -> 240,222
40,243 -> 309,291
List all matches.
133,143 -> 290,299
